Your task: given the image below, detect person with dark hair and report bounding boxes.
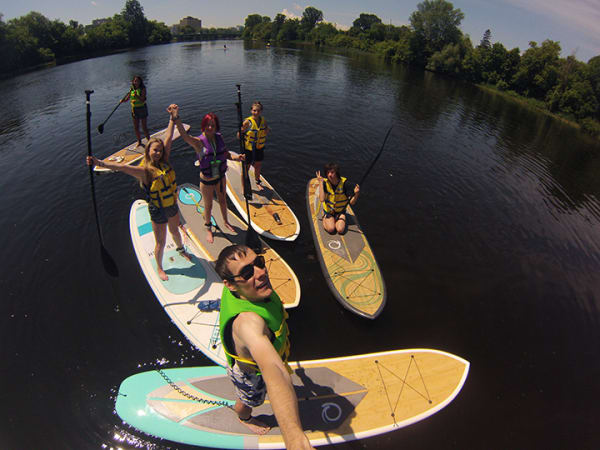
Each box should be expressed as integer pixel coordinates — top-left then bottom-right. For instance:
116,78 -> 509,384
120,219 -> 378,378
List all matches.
215,244 -> 313,449
87,104 -> 190,281
238,101 -> 270,190
120,75 -> 150,147
316,162 -> 360,234
171,105 -> 244,243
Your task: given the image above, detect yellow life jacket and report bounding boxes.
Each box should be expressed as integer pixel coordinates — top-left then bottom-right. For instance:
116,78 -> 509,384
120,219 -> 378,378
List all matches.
244,116 -> 267,151
130,87 -> 145,108
323,176 -> 349,214
146,162 -> 176,208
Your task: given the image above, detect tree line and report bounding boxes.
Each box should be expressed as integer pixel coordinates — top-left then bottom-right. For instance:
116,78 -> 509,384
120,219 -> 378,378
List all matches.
243,1 -> 600,136
0,0 -> 172,74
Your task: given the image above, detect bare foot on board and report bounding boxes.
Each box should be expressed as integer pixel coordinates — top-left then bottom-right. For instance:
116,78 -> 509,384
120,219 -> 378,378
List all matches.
206,227 -> 214,244
224,221 -> 235,233
179,249 -> 192,262
239,416 -> 271,435
158,268 -> 169,281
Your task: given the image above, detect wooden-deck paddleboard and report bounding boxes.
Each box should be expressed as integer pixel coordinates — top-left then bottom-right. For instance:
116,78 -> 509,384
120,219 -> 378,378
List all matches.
225,160 -> 300,241
115,348 -> 470,449
306,177 -> 386,319
95,123 -> 190,173
177,183 -> 300,309
129,199 -> 227,367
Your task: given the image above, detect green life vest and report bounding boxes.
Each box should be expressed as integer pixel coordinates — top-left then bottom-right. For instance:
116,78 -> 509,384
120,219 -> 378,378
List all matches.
219,286 -> 290,369
130,87 -> 145,108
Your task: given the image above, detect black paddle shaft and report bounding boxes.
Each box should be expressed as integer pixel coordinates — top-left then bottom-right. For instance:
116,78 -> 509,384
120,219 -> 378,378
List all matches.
358,126 -> 393,187
85,90 -> 119,277
97,98 -> 123,134
235,84 -> 261,253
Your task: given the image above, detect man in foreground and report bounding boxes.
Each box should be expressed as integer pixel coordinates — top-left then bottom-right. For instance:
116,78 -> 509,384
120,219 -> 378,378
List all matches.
215,245 -> 313,450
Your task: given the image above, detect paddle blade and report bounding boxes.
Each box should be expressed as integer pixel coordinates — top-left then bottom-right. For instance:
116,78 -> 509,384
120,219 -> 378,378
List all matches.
100,244 -> 119,277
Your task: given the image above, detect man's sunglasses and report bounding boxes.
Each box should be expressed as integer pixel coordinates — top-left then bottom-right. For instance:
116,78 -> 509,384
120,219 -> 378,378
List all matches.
227,255 -> 266,281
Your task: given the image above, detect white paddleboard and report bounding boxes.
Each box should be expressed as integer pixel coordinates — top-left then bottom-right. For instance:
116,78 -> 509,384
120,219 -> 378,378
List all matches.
95,124 -> 190,173
129,199 -> 227,366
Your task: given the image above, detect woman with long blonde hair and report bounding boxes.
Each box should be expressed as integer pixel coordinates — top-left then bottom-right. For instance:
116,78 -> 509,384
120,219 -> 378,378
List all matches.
87,104 -> 190,281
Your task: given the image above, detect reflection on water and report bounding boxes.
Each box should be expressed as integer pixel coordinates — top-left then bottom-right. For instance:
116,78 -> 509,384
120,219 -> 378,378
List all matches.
1,40 -> 599,449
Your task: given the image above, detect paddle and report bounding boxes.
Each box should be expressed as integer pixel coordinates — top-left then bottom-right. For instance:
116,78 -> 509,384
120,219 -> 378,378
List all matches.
235,84 -> 262,253
85,90 -> 119,277
357,126 -> 393,187
97,95 -> 125,134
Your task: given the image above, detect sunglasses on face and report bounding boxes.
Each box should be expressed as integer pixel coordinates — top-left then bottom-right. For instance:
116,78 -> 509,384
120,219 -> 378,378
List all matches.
228,255 -> 266,281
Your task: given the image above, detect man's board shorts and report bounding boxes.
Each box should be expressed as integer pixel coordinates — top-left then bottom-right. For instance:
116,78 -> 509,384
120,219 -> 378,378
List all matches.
132,104 -> 148,119
226,363 -> 267,408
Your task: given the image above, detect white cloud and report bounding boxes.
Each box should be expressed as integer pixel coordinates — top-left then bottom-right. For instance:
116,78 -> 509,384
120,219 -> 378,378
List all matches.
282,9 -> 301,20
505,0 -> 600,41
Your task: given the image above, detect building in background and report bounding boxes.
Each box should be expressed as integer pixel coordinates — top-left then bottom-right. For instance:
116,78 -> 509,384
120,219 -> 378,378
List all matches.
179,16 -> 202,31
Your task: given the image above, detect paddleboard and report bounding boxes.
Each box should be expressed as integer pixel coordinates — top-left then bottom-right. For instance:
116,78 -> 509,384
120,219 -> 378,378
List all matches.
95,123 -> 190,173
115,348 -> 470,449
225,160 -> 300,241
306,177 -> 386,319
177,183 -> 300,309
129,199 -> 227,367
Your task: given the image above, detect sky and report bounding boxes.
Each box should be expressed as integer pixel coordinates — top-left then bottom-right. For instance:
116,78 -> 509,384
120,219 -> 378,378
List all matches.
2,0 -> 599,62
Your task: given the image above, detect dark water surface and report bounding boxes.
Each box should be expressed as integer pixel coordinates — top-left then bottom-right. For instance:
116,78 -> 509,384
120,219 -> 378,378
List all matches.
1,40 -> 599,449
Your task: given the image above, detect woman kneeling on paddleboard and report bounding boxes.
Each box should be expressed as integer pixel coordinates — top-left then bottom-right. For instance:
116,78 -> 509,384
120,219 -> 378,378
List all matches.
171,105 -> 244,244
87,104 -> 191,281
317,162 -> 360,235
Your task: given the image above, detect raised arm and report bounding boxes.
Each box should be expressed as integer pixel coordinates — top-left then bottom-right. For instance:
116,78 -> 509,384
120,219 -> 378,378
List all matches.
316,171 -> 325,203
163,104 -> 178,161
235,313 -> 313,450
86,155 -> 147,183
169,104 -> 204,153
349,183 -> 360,206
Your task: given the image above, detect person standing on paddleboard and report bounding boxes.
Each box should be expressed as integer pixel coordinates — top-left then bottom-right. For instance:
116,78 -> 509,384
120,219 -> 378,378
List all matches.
215,245 -> 314,450
170,105 -> 244,244
120,75 -> 150,147
316,162 -> 360,235
87,104 -> 191,281
238,101 -> 270,191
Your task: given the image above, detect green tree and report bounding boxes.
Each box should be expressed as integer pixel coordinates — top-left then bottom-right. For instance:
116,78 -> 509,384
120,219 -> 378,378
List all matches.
272,13 -> 286,39
147,20 -> 171,44
352,13 -> 382,33
512,40 -> 561,99
253,21 -> 272,40
410,0 -> 464,60
301,6 -> 323,32
122,0 -> 147,46
307,22 -> 338,45
587,55 -> 600,115
277,19 -> 299,41
479,29 -> 491,49
243,14 -> 263,38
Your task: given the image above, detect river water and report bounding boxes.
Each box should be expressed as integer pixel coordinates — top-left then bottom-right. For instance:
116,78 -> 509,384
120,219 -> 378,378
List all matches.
1,40 -> 599,449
